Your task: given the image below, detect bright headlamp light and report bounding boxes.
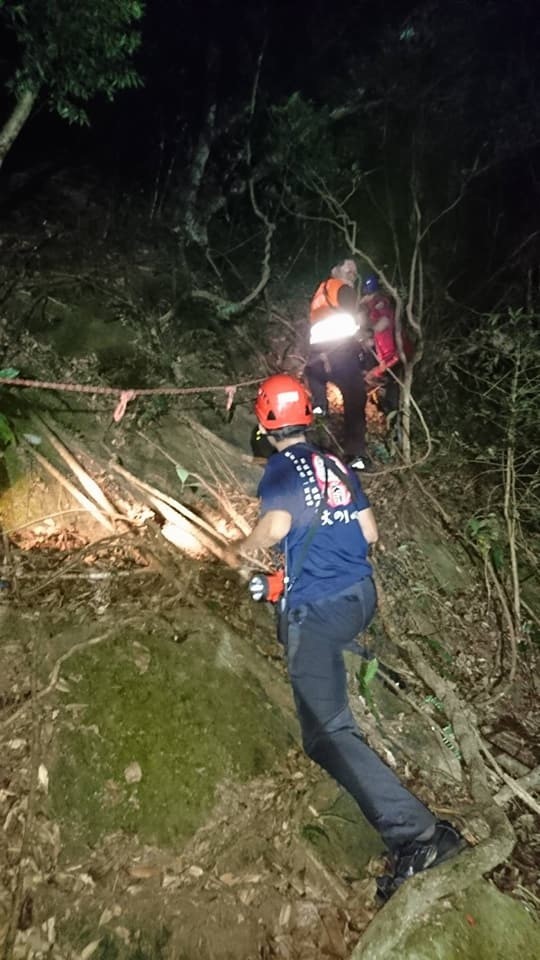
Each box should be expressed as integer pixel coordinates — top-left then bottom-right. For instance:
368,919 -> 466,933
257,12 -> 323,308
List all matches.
310,313 -> 359,345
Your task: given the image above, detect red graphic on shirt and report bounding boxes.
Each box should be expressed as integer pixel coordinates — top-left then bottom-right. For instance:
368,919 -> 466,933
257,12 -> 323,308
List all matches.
312,454 -> 352,507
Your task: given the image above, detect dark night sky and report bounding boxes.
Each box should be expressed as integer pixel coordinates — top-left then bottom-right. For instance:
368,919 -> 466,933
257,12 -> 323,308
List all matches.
2,0 -> 537,173
1,0 -> 539,307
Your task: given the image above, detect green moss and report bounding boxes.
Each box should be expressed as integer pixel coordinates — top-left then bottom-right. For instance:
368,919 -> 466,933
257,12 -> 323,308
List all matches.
414,539 -> 471,595
59,923 -> 171,960
302,786 -> 385,876
397,881 -> 540,960
50,630 -> 291,848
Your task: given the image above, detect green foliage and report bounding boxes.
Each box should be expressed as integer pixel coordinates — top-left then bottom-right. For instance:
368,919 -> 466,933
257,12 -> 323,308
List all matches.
301,822 -> 331,845
424,697 -> 461,759
356,657 -> 379,716
175,464 -> 190,486
0,0 -> 143,124
440,724 -> 462,760
420,635 -> 454,665
269,92 -> 339,191
135,394 -> 170,428
0,412 -> 15,448
466,513 -> 505,569
357,656 -> 379,694
436,310 -> 540,533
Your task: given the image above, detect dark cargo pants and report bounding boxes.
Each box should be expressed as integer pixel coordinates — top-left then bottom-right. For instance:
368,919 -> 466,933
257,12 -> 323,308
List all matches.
284,577 -> 435,851
305,342 -> 368,459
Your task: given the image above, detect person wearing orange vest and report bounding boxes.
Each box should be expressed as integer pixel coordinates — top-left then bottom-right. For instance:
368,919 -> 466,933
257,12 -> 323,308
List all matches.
305,259 -> 371,471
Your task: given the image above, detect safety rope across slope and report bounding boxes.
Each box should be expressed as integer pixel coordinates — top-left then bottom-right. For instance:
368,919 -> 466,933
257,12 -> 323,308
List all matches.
0,375 -> 263,422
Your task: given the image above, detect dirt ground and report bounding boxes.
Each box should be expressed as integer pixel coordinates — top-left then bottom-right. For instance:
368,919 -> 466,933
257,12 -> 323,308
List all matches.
0,255 -> 538,959
1,394 -> 539,960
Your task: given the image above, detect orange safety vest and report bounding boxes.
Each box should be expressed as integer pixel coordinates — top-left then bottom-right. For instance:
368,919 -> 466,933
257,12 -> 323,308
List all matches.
309,278 -> 348,324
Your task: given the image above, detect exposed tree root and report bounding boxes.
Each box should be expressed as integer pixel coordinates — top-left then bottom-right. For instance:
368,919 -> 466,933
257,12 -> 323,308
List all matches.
351,583 -> 516,959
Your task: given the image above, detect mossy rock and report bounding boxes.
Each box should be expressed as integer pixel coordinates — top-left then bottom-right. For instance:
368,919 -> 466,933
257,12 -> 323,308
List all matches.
398,881 -> 540,960
413,538 -> 471,595
301,785 -> 385,876
50,627 -> 292,851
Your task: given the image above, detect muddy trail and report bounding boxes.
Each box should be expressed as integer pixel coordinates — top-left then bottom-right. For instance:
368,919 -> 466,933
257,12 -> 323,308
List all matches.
0,361 -> 539,960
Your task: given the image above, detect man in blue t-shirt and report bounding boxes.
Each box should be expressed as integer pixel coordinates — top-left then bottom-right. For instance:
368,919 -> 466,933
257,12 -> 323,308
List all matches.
233,374 -> 466,900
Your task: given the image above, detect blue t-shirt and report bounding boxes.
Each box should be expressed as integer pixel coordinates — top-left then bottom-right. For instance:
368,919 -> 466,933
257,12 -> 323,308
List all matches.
258,443 -> 372,607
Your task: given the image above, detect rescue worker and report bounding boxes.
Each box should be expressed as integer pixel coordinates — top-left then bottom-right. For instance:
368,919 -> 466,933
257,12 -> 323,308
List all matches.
233,374 -> 466,900
305,259 -> 370,471
360,274 -> 408,416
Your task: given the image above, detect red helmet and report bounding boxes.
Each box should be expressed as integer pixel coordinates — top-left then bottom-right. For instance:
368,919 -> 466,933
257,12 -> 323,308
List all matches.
255,375 -> 313,431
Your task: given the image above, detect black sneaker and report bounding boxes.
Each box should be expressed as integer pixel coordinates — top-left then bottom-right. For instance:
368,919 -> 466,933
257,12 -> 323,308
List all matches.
376,820 -> 468,902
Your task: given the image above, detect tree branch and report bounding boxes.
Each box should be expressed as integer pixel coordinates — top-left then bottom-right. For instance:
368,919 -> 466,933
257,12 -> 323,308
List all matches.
0,87 -> 39,169
190,37 -> 275,319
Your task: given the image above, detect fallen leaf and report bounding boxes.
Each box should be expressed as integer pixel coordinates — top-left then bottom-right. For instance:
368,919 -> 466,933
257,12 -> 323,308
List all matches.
38,764 -> 49,793
132,641 -> 151,674
219,873 -> 238,886
279,904 -> 291,927
45,917 -> 56,944
128,864 -> 160,880
124,761 -> 142,784
79,939 -> 101,960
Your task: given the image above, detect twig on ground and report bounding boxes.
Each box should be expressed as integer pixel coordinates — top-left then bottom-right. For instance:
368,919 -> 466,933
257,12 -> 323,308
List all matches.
136,429 -> 252,536
24,533 -> 138,597
494,764 -> 540,806
480,743 -> 540,815
110,461 -> 238,555
2,508 -> 98,536
410,470 -> 520,697
1,641 -> 40,960
1,625 -> 123,730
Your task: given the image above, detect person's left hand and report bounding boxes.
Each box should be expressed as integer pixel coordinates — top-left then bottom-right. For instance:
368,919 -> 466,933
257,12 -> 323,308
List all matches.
365,370 -> 380,386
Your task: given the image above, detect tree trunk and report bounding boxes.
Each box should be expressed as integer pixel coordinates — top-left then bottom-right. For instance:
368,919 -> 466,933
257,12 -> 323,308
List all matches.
0,88 -> 39,170
400,361 -> 414,465
182,101 -> 217,245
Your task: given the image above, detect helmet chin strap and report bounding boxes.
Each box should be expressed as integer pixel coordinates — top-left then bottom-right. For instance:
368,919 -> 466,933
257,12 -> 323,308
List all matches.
267,425 -> 307,443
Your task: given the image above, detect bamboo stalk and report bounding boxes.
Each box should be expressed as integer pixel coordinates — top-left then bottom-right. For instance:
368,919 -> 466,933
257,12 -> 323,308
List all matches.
146,494 -> 235,565
32,415 -> 121,520
136,429 -> 252,536
23,443 -> 115,533
110,462 -> 232,547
